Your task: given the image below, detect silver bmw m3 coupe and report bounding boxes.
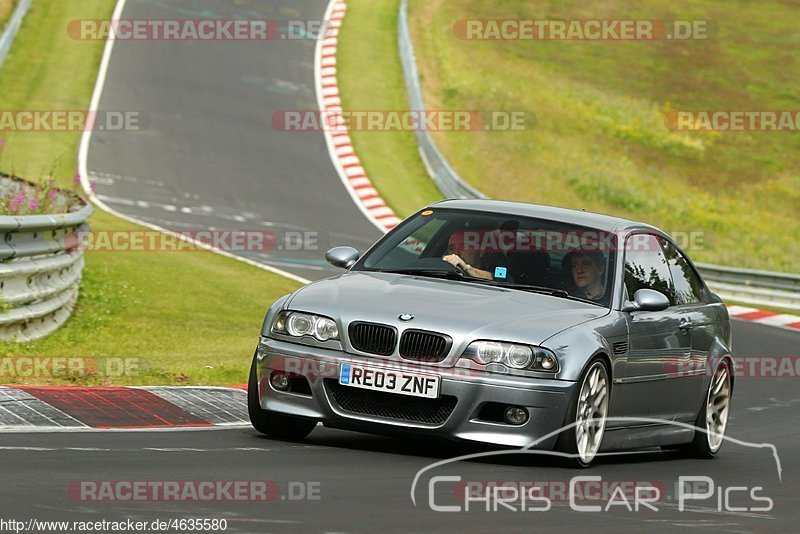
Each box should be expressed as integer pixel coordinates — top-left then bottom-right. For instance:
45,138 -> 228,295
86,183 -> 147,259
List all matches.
248,200 -> 733,467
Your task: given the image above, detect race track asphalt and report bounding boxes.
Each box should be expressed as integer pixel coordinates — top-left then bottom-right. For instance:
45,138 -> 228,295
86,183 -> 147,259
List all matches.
85,0 -> 381,280
1,320 -> 797,533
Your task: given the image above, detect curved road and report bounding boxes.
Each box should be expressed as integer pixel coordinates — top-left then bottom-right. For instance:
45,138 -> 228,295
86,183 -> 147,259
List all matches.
86,0 -> 380,280
2,0 -> 798,532
1,321 -> 798,532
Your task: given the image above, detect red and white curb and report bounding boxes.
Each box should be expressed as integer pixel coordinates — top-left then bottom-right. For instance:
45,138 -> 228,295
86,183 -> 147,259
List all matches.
727,305 -> 800,331
0,386 -> 248,431
316,0 -> 401,234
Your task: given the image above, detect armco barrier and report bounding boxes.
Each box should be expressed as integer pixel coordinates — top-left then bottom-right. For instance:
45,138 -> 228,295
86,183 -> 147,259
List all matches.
397,0 -> 799,310
397,0 -> 485,200
696,264 -> 800,312
0,175 -> 92,341
0,0 -> 34,68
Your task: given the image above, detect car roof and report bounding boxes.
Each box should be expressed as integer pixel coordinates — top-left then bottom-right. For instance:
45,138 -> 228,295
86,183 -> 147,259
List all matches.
429,199 -> 661,234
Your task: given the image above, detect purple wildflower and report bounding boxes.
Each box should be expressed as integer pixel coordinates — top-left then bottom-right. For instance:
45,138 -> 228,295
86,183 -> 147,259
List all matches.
8,192 -> 26,212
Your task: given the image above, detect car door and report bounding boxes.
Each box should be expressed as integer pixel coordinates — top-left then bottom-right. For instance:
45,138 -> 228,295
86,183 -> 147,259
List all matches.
658,237 -> 712,421
616,233 -> 693,422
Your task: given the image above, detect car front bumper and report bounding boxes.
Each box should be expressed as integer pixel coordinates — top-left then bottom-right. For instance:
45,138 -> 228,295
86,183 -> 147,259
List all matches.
256,337 -> 577,449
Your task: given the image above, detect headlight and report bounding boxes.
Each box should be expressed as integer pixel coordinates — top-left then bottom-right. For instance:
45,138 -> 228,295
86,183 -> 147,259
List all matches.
462,341 -> 559,373
313,317 -> 339,341
287,313 -> 314,336
272,311 -> 339,342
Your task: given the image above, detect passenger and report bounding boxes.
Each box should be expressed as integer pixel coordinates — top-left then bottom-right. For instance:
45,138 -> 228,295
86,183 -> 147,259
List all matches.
566,250 -> 607,302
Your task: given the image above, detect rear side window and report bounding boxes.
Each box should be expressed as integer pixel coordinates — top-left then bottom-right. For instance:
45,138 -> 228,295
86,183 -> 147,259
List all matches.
623,234 -> 677,304
659,238 -> 705,305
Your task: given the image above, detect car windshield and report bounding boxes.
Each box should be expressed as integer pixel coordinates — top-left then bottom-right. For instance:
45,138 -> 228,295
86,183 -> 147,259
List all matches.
355,208 -> 617,307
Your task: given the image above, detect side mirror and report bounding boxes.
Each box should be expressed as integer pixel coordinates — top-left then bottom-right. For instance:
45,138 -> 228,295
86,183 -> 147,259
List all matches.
325,246 -> 360,269
623,289 -> 670,312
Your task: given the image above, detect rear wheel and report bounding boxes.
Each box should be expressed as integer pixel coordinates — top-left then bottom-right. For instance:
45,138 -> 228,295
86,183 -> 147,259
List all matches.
247,353 -> 317,440
556,359 -> 610,468
681,358 -> 731,458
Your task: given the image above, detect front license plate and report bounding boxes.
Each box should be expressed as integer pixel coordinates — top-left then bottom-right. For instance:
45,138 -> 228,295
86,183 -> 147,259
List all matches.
339,363 -> 440,399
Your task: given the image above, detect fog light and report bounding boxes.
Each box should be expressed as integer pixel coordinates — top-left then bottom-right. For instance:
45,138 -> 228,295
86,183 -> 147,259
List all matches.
504,406 -> 529,425
270,372 -> 289,391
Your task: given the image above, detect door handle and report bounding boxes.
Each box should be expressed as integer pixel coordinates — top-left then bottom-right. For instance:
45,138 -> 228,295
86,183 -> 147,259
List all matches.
679,318 -> 693,333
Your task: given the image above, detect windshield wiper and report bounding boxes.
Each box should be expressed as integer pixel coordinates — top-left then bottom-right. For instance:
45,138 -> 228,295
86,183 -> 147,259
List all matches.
378,268 -> 466,280
461,278 -> 571,297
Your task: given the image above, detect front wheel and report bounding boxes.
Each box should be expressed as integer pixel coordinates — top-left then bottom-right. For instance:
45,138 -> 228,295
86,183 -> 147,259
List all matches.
681,358 -> 732,458
247,352 -> 317,440
556,359 -> 610,468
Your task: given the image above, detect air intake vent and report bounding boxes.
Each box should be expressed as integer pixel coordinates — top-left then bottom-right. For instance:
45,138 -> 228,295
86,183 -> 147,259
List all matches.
326,380 -> 457,425
399,330 -> 452,363
612,341 -> 628,355
348,322 -> 397,356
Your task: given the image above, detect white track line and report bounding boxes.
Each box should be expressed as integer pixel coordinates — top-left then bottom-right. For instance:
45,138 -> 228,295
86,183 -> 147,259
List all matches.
0,424 -> 251,434
77,0 -> 310,285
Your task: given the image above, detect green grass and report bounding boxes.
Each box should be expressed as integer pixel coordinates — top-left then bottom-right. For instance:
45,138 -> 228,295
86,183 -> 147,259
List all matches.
405,0 -> 799,273
0,0 -> 301,386
0,0 -> 16,32
338,0 -> 799,273
337,0 -> 441,217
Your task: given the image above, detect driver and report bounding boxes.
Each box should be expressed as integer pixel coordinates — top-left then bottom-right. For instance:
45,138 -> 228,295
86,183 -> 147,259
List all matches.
442,230 -> 497,280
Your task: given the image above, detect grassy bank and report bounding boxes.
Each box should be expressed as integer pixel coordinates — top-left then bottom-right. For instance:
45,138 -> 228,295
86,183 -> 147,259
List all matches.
405,0 -> 798,273
0,0 -> 16,32
339,0 -> 798,272
337,0 -> 441,217
0,0 -> 301,386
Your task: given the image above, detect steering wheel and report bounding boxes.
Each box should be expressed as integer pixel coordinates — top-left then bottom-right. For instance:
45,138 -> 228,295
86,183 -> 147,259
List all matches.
436,257 -> 469,276
412,257 -> 468,276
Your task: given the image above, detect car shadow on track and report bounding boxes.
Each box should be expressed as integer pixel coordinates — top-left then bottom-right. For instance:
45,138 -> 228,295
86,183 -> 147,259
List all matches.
247,426 -> 689,469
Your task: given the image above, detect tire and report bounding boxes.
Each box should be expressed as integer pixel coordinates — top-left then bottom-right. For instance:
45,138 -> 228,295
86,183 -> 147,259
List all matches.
556,359 -> 610,468
247,352 -> 317,440
680,358 -> 732,459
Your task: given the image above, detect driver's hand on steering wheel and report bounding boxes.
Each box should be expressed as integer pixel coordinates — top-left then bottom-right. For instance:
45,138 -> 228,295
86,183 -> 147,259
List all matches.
442,254 -> 469,272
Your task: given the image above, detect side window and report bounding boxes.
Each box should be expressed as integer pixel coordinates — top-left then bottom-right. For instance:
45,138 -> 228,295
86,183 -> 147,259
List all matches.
659,238 -> 704,305
623,234 -> 677,305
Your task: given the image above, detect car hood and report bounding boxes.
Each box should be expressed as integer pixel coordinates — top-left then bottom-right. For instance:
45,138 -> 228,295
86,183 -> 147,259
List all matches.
285,271 -> 609,347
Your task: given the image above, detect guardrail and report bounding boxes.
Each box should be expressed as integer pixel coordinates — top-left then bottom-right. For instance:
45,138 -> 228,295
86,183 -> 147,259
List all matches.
696,264 -> 800,312
0,0 -> 34,68
397,0 -> 485,200
397,0 -> 800,312
0,175 -> 92,341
